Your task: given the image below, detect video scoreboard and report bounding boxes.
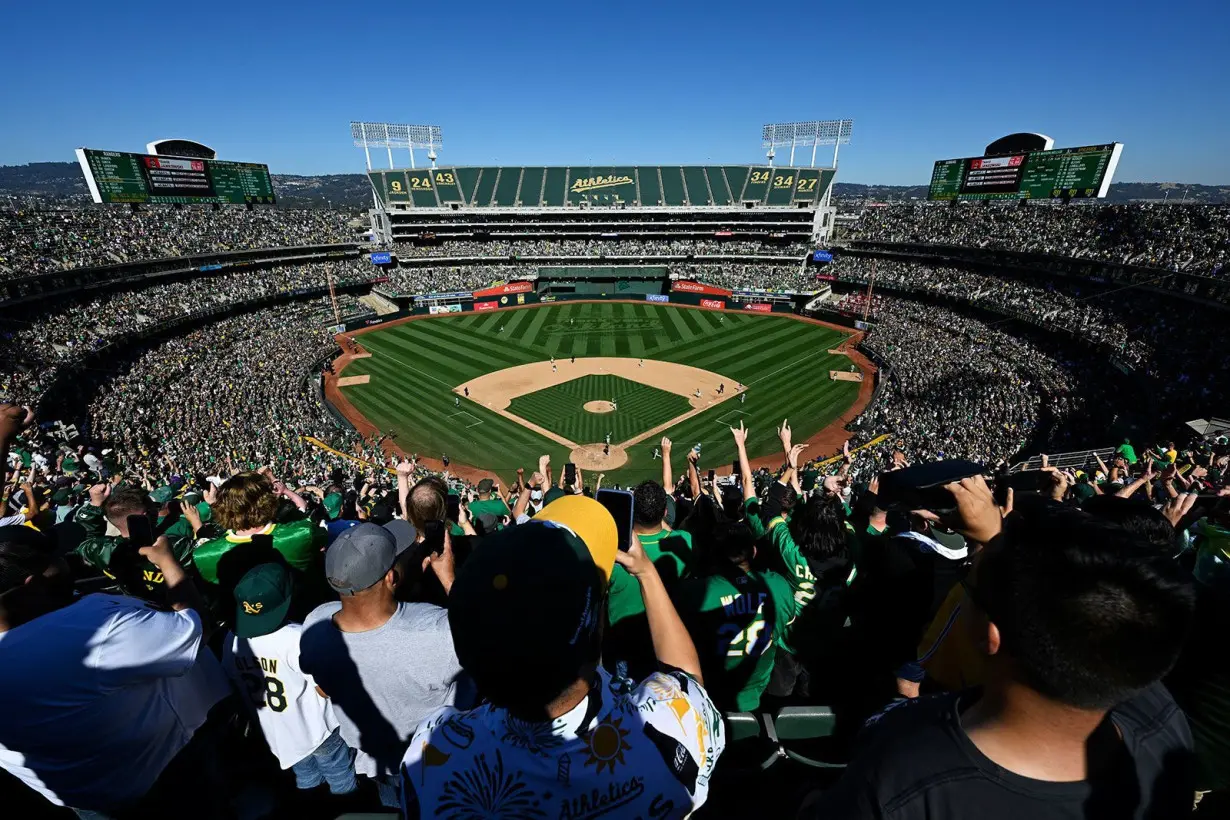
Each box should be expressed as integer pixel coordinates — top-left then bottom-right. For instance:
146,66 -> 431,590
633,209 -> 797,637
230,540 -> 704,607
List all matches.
928,143 -> 1123,201
75,148 -> 277,205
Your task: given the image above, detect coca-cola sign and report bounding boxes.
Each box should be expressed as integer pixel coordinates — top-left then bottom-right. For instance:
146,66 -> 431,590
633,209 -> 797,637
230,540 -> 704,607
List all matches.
699,298 -> 725,310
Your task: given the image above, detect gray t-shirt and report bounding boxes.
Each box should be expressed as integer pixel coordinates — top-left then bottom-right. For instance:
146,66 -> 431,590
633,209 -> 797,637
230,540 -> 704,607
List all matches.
300,601 -> 461,776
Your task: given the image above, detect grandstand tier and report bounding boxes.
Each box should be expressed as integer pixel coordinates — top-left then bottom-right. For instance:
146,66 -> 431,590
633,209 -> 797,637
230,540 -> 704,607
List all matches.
367,165 -> 835,210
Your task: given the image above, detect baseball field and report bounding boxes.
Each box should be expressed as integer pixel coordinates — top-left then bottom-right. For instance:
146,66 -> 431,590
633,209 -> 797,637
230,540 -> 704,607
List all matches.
334,302 -> 867,484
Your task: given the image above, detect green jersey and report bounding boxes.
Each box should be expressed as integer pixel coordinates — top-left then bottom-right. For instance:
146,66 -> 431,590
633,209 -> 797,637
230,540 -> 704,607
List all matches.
675,568 -> 797,711
607,528 -> 694,626
73,503 -> 195,602
468,497 -> 511,520
762,515 -> 855,656
193,518 -> 323,585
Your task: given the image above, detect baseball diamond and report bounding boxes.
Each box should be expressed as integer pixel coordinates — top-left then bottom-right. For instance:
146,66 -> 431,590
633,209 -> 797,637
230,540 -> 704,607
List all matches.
334,301 -> 866,484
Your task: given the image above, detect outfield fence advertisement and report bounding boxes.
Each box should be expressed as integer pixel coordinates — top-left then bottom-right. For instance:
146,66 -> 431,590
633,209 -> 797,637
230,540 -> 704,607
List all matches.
743,303 -> 772,312
672,280 -> 733,298
429,304 -> 463,315
699,298 -> 726,309
474,300 -> 499,311
473,281 -> 534,298
646,294 -> 670,303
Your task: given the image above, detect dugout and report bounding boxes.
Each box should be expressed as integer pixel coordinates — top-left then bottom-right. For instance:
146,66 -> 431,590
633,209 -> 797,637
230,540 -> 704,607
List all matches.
536,265 -> 667,297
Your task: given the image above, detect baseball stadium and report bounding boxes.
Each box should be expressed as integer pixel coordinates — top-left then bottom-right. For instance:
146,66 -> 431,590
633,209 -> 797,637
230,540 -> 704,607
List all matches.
3,70 -> 1230,820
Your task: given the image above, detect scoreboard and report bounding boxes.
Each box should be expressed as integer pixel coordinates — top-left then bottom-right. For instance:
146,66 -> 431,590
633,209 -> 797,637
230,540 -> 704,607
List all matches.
75,148 -> 277,205
927,143 -> 1123,201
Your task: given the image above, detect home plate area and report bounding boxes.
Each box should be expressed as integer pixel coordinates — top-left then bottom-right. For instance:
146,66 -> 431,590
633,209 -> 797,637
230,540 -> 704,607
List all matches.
456,357 -> 743,469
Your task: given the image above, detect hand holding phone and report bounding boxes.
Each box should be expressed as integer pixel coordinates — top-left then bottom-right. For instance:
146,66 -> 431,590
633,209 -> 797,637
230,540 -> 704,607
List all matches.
596,488 -> 635,552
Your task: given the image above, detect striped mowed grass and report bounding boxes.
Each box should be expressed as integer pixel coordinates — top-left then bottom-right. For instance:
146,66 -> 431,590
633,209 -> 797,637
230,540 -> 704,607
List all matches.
339,302 -> 860,485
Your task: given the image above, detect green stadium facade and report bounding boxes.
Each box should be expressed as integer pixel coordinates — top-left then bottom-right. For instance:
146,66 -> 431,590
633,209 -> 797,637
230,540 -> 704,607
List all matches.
365,165 -> 837,246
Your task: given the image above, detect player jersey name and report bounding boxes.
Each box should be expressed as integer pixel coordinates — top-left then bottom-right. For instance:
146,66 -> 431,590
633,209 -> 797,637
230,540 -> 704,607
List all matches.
719,591 -> 768,617
233,654 -> 279,675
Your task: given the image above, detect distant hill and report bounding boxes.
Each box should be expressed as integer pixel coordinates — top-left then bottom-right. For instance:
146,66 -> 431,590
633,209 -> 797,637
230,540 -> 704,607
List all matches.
1,161 -> 1226,208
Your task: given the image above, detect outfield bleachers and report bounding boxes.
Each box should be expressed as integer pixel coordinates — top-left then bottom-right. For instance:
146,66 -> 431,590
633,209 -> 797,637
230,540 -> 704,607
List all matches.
369,165 -> 835,209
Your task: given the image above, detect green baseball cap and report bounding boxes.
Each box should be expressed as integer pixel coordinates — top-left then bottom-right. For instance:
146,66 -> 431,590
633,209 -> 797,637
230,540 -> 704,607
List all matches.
322,492 -> 344,520
233,563 -> 293,638
150,485 -> 175,504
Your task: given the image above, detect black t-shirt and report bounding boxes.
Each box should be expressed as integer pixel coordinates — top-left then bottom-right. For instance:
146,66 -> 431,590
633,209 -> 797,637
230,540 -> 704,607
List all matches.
807,683 -> 1194,820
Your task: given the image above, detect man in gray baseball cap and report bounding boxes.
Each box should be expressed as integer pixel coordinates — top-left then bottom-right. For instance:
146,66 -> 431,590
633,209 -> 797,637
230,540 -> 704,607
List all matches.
300,522 -> 462,807
325,522 -> 412,595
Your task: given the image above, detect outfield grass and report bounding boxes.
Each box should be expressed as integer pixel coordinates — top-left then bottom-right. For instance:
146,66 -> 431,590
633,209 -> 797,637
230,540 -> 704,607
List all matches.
340,302 -> 860,484
507,374 -> 692,444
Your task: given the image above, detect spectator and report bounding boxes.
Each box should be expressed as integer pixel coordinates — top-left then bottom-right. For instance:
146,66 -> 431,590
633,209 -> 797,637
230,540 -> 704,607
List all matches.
605,474 -> 694,678
401,495 -> 724,819
806,483 -> 1197,819
221,562 -> 357,797
299,522 -> 462,806
73,482 -> 195,603
193,471 -> 322,588
0,526 -> 230,818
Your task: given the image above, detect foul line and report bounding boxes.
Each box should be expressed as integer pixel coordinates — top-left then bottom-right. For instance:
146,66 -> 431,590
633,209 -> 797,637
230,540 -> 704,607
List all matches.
748,344 -> 851,388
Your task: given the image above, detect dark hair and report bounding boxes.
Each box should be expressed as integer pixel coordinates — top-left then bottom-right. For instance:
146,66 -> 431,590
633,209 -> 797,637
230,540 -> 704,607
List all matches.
632,481 -> 667,528
787,494 -> 848,562
1079,495 -> 1180,552
709,520 -> 756,570
0,527 -> 53,594
102,486 -> 154,527
979,507 -> 1194,710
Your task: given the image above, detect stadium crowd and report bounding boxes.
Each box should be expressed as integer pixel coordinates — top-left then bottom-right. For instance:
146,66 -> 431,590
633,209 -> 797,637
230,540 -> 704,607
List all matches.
0,203 -> 1228,820
853,202 -> 1230,275
393,237 -> 809,259
0,262 -> 373,408
1,207 -> 357,278
381,264 -> 528,296
2,388 -> 1227,818
828,256 -> 1230,414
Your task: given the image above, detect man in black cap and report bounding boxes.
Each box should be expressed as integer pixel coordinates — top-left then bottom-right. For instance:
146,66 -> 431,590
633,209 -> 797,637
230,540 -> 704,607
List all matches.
300,522 -> 463,807
400,495 -> 725,819
467,477 -> 510,527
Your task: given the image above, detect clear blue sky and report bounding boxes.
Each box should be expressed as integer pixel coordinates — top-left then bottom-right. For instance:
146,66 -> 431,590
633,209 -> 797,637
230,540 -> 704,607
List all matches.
2,0 -> 1227,185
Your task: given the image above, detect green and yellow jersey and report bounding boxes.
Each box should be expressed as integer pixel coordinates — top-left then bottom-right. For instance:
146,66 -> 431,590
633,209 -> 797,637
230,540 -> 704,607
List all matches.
761,515 -> 855,656
675,568 -> 797,711
193,518 -> 323,585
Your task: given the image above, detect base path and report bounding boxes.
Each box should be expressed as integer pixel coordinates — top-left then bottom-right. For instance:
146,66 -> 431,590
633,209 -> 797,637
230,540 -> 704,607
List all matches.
458,357 -> 744,457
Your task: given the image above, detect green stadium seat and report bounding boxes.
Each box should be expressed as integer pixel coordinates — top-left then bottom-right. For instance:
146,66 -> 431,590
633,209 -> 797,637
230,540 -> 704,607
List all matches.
722,712 -> 782,773
725,711 -> 762,742
765,706 -> 845,769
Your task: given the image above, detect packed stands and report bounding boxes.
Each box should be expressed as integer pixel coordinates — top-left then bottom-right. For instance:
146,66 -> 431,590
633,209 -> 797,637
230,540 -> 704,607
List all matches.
2,195 -> 1229,820
852,202 -> 1230,275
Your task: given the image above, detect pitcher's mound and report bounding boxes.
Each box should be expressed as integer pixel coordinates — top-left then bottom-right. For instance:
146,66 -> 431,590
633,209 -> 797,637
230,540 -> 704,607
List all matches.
583,400 -> 616,414
570,443 -> 628,470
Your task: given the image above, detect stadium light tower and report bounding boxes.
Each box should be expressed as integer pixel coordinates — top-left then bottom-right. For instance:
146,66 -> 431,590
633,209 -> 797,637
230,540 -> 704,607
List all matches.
761,119 -> 853,168
349,122 -> 443,170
